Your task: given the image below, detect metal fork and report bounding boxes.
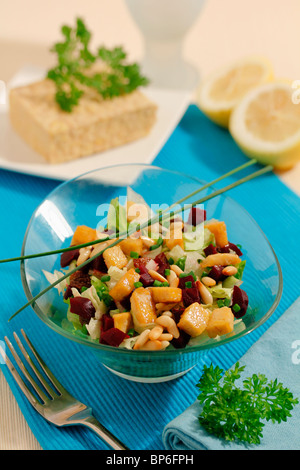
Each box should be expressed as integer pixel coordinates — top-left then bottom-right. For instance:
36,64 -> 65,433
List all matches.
0,329 -> 128,450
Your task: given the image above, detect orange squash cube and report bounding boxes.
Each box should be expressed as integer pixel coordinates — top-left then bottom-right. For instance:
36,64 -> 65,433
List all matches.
103,245 -> 128,270
71,225 -> 96,246
119,237 -> 144,256
113,312 -> 133,334
109,268 -> 140,302
177,302 -> 211,337
205,221 -> 228,248
150,287 -> 182,303
130,287 -> 157,333
126,201 -> 149,223
164,221 -> 184,251
165,237 -> 184,251
206,307 -> 234,338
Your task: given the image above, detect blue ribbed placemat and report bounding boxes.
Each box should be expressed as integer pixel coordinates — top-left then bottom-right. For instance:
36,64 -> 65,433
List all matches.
0,104 -> 299,450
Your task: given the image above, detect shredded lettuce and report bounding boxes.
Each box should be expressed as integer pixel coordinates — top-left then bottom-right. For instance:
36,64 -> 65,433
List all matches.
166,245 -> 185,263
91,276 -> 113,308
64,299 -> 82,330
42,269 -> 68,296
222,275 -> 243,289
183,224 -> 205,251
203,227 -> 216,250
86,317 -> 101,340
109,309 -> 120,316
120,335 -> 139,350
182,225 -> 215,253
235,260 -> 246,280
208,284 -> 233,300
67,311 -> 82,329
144,245 -> 162,258
106,266 -> 127,289
107,196 -> 127,235
145,259 -> 158,271
183,251 -> 203,276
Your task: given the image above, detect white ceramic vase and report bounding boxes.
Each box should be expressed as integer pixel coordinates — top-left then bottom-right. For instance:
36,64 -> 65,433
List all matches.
125,0 -> 206,90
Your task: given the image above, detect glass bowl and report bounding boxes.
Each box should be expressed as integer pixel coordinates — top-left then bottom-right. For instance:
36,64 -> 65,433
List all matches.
21,164 -> 282,383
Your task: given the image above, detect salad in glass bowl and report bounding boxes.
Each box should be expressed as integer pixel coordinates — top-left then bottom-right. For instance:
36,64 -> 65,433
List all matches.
44,188 -> 248,352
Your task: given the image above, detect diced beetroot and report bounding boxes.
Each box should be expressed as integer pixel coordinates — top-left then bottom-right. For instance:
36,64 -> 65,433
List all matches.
171,330 -> 191,349
232,285 -> 249,318
64,285 -> 73,300
140,272 -> 154,287
171,306 -> 185,324
119,295 -> 131,312
208,265 -> 225,282
136,264 -> 148,275
60,249 -> 80,268
100,328 -> 129,347
218,244 -> 230,253
154,253 -> 170,277
133,257 -> 154,286
218,242 -> 243,256
228,242 -> 243,256
182,287 -> 201,307
101,313 -> 114,332
187,207 -> 206,226
133,258 -> 151,274
76,262 -> 90,274
178,275 -> 196,290
70,297 -> 95,324
90,253 -> 107,273
204,244 -> 218,256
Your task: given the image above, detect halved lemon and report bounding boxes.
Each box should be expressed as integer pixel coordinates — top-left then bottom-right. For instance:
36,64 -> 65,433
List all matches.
229,81 -> 300,170
196,56 -> 274,128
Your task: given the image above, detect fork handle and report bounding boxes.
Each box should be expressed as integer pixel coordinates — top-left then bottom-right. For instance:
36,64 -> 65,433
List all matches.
77,415 -> 129,450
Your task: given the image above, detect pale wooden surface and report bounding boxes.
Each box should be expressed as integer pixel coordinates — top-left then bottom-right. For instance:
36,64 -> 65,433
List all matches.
0,0 -> 300,450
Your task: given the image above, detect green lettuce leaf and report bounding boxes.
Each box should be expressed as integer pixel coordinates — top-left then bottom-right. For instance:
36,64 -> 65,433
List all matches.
235,260 -> 246,280
107,197 -> 127,234
208,285 -> 233,300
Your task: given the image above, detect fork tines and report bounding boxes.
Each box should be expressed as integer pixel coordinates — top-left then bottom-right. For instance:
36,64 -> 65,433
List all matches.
0,329 -> 63,406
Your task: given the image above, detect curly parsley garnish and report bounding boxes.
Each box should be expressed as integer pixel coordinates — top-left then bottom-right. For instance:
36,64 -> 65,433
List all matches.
47,18 -> 149,112
197,363 -> 298,445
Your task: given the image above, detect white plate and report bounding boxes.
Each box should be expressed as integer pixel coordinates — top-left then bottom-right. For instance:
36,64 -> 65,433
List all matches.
0,66 -> 191,181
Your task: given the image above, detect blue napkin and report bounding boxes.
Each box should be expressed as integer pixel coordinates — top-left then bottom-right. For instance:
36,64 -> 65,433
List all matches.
163,297 -> 300,450
0,105 -> 300,450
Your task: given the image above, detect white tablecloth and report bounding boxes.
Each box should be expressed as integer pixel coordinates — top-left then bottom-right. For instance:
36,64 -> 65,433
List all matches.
0,373 -> 41,450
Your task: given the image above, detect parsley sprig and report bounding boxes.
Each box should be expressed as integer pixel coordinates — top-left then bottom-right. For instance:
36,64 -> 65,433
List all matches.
197,363 -> 298,445
47,18 -> 149,112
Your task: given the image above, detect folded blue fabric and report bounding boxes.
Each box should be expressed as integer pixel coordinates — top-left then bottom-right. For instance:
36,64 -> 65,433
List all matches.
163,297 -> 300,450
0,105 -> 300,450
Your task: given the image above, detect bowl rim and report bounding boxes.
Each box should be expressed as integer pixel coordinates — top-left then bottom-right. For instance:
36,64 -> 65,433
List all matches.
20,163 -> 283,356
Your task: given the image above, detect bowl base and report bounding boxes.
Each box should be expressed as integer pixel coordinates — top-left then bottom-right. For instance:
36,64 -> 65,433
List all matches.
102,364 -> 195,383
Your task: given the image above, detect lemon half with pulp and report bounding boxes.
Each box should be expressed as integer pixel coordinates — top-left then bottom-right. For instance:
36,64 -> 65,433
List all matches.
197,56 -> 274,128
229,81 -> 300,170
